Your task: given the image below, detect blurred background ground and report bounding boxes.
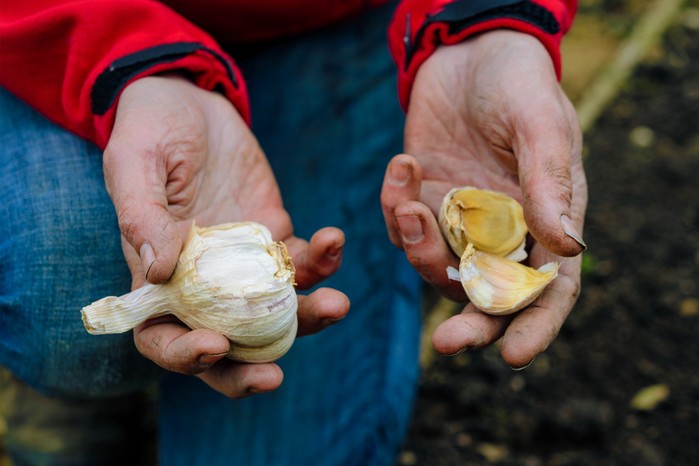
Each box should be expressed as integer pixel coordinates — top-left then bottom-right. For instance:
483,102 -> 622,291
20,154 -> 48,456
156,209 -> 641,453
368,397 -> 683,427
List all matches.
2,1 -> 698,465
399,0 -> 699,465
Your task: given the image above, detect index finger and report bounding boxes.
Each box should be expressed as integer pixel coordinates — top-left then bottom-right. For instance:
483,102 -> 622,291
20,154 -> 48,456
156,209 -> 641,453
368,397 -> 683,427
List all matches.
133,317 -> 230,375
133,317 -> 285,397
393,200 -> 465,302
381,154 -> 423,248
286,227 -> 345,290
499,251 -> 582,368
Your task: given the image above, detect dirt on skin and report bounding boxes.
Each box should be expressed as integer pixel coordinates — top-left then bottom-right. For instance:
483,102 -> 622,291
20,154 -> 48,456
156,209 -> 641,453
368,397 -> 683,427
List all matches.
398,10 -> 699,466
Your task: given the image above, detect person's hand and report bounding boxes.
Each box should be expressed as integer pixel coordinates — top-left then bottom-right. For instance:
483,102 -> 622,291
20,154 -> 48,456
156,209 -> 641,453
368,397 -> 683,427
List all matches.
103,75 -> 349,397
381,30 -> 587,369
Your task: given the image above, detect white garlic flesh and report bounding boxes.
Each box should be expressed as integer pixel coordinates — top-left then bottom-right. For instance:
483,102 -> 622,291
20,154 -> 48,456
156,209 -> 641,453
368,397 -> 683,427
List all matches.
449,244 -> 559,315
81,221 -> 298,363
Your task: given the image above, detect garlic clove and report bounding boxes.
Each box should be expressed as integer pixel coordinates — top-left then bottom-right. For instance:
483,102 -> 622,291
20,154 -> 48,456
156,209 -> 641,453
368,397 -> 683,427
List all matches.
456,244 -> 559,315
227,316 -> 298,363
439,186 -> 528,259
81,221 -> 298,363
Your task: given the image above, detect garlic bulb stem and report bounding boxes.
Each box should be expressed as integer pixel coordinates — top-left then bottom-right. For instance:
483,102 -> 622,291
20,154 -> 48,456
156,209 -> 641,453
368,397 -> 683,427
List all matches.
81,284 -> 170,334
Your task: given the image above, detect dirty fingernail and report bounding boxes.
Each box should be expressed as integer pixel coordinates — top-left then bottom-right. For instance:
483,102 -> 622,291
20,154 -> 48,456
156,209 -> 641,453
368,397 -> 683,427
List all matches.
325,243 -> 343,261
397,214 -> 424,243
139,243 -> 156,281
389,160 -> 411,186
322,316 -> 345,327
245,386 -> 261,396
510,358 -> 535,371
444,347 -> 468,356
560,214 -> 587,250
198,352 -> 228,367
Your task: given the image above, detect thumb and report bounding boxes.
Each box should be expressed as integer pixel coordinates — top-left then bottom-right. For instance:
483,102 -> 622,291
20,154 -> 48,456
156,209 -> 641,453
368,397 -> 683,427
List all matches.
125,205 -> 182,285
104,150 -> 182,284
515,113 -> 586,258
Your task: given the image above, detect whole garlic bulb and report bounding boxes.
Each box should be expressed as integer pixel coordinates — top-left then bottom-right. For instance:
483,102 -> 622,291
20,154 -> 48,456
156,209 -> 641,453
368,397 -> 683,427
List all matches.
81,222 -> 298,363
440,187 -> 559,315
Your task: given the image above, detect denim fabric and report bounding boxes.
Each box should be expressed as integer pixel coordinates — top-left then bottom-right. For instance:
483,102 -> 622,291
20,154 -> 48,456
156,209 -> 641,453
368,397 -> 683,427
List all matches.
0,90 -> 162,400
0,2 -> 422,465
159,5 -> 422,465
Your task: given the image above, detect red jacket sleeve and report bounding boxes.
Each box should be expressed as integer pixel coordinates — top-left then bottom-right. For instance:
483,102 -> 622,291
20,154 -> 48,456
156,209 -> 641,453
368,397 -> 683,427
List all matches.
388,0 -> 578,109
0,1 -> 249,149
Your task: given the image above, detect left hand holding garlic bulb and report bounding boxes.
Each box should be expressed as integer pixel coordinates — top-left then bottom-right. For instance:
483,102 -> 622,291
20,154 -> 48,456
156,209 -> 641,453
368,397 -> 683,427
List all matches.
83,222 -> 301,364
101,75 -> 349,397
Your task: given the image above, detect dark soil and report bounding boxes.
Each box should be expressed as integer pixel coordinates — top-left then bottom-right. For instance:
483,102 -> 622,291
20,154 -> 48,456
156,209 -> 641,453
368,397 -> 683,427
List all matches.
399,14 -> 699,466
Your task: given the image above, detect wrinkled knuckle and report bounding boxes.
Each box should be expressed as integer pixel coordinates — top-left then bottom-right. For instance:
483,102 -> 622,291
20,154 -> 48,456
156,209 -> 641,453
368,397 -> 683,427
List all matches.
116,200 -> 141,243
141,336 -> 190,375
134,329 -> 159,354
140,340 -> 167,367
166,348 -> 203,375
542,159 -> 573,198
558,274 -> 582,305
380,186 -> 394,205
569,277 -> 582,302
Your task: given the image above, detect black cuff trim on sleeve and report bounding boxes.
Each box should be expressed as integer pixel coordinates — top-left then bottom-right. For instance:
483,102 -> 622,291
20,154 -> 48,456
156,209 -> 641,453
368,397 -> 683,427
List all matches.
91,42 -> 237,115
404,0 -> 560,70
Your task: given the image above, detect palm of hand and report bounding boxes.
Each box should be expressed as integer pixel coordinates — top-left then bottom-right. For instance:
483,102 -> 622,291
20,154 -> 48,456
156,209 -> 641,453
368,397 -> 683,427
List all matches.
384,31 -> 587,368
406,32 -> 586,254
101,76 -> 348,397
407,34 -> 562,208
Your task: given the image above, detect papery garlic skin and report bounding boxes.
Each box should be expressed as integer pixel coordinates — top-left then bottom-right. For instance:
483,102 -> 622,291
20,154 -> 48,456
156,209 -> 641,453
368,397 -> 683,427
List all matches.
81,222 -> 298,363
439,186 -> 528,261
457,244 -> 559,315
439,186 -> 561,315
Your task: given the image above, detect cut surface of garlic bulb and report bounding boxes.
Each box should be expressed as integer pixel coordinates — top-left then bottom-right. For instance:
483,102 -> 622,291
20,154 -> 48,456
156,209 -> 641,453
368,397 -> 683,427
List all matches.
81,221 -> 298,363
439,186 -> 528,261
455,244 -> 559,315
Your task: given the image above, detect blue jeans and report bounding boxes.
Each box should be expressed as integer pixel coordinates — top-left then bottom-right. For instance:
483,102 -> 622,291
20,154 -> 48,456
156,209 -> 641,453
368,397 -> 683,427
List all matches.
0,4 -> 422,466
